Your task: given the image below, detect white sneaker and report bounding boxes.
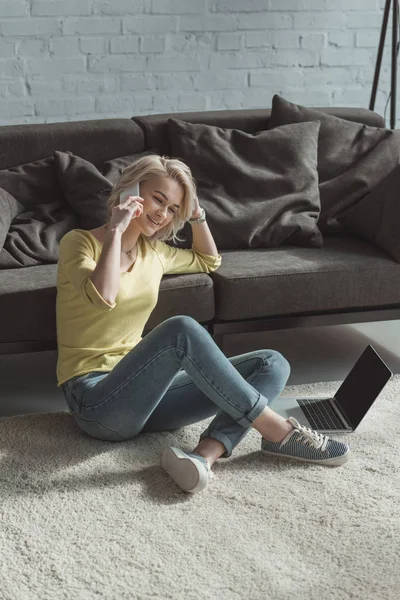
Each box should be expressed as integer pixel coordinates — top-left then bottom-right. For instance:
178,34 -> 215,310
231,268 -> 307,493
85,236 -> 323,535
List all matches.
161,446 -> 213,493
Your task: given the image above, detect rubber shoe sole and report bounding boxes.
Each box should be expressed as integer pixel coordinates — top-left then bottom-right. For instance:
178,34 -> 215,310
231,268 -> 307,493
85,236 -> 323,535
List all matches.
161,447 -> 210,493
261,445 -> 350,466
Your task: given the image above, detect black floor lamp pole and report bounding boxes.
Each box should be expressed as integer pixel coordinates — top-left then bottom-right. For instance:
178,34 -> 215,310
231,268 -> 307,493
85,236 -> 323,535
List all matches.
369,0 -> 398,129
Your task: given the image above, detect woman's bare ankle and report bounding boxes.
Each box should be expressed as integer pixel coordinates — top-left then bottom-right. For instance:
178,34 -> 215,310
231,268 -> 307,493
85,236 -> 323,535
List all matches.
252,407 -> 294,443
192,437 -> 226,467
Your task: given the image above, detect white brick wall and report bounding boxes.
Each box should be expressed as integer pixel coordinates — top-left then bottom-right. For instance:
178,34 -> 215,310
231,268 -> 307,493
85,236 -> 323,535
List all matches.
0,0 -> 397,127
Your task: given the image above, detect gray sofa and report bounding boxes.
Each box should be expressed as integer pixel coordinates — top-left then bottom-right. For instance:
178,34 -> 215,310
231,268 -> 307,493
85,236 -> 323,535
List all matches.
1,103 -> 400,357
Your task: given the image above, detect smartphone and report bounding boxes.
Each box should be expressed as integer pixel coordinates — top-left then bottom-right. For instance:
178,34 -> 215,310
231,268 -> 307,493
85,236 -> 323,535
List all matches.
119,181 -> 140,203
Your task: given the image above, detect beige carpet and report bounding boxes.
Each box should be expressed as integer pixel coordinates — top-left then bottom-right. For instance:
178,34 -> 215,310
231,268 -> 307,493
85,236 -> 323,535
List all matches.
1,376 -> 400,600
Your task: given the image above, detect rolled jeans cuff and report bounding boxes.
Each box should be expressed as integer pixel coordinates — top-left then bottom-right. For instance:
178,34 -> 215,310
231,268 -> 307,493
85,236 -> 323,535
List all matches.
198,392 -> 269,458
236,391 -> 267,428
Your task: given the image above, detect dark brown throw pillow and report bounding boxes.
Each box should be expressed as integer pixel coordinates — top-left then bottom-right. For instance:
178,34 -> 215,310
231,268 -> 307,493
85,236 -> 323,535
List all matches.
54,150 -> 112,230
0,188 -> 24,252
167,117 -> 323,250
0,156 -> 78,268
0,155 -> 60,207
55,150 -> 157,228
337,164 -> 400,262
267,94 -> 400,234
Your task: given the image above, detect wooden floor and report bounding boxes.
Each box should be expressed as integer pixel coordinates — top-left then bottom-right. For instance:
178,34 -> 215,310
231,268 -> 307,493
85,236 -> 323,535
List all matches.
0,320 -> 399,418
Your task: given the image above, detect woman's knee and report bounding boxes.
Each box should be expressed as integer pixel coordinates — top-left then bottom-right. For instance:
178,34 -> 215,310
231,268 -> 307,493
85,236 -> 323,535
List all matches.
261,349 -> 291,379
162,314 -> 203,337
165,314 -> 199,328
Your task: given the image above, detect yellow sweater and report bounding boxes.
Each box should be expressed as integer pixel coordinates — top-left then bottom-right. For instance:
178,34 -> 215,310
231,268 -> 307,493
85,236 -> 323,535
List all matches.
56,229 -> 222,387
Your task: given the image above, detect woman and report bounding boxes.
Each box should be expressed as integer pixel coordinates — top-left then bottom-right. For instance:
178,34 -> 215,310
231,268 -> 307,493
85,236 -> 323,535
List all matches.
57,155 -> 350,494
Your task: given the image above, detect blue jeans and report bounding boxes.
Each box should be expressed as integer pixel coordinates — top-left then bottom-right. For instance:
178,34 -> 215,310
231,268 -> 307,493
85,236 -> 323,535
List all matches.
60,315 -> 291,458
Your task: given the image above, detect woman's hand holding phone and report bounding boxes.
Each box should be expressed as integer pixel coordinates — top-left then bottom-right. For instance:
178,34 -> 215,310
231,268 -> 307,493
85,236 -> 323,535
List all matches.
110,185 -> 144,234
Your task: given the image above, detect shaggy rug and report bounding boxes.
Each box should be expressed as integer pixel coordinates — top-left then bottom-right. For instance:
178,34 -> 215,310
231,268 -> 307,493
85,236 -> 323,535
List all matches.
1,377 -> 399,600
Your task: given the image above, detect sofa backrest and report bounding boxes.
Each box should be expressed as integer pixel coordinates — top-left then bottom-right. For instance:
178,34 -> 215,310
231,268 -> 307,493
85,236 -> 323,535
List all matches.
0,107 -> 386,170
133,106 -> 386,154
0,118 -> 145,170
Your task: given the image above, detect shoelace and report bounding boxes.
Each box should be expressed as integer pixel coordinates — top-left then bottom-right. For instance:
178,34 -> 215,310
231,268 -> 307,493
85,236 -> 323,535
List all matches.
288,418 -> 329,451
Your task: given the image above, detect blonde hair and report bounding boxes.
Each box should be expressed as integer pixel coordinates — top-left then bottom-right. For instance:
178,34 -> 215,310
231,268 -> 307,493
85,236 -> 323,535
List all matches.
106,154 -> 198,245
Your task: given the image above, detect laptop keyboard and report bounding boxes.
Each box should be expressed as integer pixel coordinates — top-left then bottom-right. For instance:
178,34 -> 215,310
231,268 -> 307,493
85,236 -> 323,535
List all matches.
297,398 -> 345,430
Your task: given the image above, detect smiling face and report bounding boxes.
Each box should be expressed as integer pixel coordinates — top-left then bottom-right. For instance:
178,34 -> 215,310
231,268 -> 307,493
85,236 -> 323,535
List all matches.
136,176 -> 184,234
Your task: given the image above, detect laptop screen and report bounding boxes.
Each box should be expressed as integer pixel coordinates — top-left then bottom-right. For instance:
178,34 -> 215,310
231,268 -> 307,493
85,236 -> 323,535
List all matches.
335,345 -> 392,428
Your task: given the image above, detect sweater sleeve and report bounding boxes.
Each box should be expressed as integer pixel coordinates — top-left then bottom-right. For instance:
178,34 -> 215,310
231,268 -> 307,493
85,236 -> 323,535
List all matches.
149,238 -> 222,275
58,230 -> 116,310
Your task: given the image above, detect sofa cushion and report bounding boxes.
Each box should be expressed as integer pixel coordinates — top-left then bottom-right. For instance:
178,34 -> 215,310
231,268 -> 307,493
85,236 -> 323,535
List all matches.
0,154 -> 61,208
210,236 -> 400,322
0,264 -> 215,345
0,156 -> 79,268
0,187 -> 23,252
267,95 -> 400,234
99,150 -> 158,184
55,150 -> 162,229
168,117 -> 323,250
337,164 -> 400,262
54,150 -> 112,230
2,239 -> 399,346
0,264 -> 59,343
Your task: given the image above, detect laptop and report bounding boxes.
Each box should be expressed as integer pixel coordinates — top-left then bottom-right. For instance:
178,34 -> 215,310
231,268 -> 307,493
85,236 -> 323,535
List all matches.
268,344 -> 393,433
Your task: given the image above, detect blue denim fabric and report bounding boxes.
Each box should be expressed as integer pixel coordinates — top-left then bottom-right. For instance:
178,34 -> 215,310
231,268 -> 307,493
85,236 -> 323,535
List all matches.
60,315 -> 290,458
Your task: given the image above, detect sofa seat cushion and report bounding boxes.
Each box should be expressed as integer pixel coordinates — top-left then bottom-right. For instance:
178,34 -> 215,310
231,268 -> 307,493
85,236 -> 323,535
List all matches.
212,236 -> 400,321
143,273 -> 216,332
0,265 -> 216,345
0,264 -> 59,344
